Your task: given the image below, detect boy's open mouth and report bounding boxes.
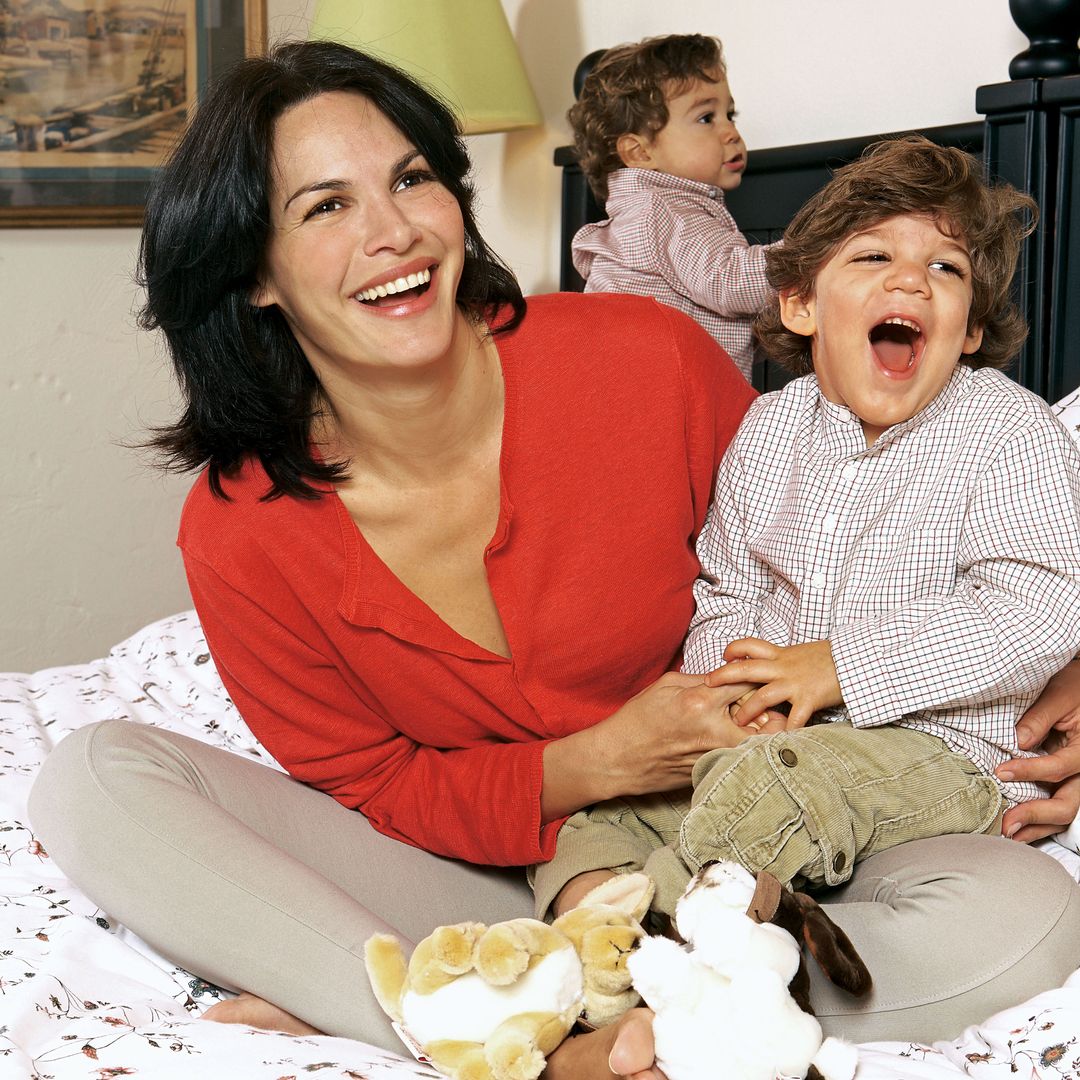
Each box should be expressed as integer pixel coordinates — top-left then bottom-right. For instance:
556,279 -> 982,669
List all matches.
356,267 -> 433,307
869,317 -> 923,373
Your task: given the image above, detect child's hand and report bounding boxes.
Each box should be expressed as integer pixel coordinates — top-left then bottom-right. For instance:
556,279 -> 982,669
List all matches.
731,687 -> 790,734
704,638 -> 843,729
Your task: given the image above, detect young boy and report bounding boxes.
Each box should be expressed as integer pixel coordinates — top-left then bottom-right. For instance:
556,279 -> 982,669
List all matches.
568,33 -> 774,381
534,137 -> 1080,921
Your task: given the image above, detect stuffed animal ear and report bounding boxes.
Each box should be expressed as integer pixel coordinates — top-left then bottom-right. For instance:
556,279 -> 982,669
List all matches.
791,893 -> 872,998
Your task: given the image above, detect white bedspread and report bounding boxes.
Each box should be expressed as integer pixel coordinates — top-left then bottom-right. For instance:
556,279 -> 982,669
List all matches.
2,611 -> 1079,1079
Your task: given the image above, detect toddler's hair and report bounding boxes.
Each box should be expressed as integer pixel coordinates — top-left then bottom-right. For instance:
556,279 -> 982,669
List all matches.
568,34 -> 725,202
755,135 -> 1037,373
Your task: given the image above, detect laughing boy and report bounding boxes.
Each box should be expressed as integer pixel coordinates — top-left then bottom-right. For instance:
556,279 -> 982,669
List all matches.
535,137 -> 1080,919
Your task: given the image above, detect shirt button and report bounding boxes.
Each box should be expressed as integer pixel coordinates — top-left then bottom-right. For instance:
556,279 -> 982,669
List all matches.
779,747 -> 798,768
821,512 -> 838,533
841,463 -> 858,481
833,851 -> 847,873
810,572 -> 827,589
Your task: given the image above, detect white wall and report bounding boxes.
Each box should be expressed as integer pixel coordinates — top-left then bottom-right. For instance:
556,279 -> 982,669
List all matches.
3,232 -> 192,670
1,0 -> 1030,671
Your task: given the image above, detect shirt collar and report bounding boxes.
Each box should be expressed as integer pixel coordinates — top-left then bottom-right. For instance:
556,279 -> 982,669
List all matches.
605,167 -> 725,203
811,364 -> 974,451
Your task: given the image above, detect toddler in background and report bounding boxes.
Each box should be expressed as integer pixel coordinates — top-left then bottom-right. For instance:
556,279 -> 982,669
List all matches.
568,33 -> 776,381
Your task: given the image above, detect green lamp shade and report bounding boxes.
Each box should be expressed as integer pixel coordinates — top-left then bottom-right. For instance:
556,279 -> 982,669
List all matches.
310,0 -> 543,134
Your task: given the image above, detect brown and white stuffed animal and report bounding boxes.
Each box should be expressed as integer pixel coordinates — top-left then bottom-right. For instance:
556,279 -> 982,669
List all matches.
363,873 -> 654,1080
628,862 -> 872,1080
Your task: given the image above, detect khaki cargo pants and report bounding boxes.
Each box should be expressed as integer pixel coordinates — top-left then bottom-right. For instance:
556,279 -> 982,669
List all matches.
537,722 -> 1002,917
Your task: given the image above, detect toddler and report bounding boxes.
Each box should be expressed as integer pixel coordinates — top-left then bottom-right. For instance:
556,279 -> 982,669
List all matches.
568,33 -> 775,381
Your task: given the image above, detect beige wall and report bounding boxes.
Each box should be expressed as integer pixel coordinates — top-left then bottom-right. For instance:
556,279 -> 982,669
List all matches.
1,0 -> 1027,670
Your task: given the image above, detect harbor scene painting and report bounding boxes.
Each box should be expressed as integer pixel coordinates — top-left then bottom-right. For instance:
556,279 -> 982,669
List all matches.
0,0 -> 191,167
0,0 -> 258,224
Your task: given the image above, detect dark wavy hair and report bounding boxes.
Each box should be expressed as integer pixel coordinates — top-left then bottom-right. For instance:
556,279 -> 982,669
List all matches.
139,39 -> 526,499
755,135 -> 1037,374
568,34 -> 725,202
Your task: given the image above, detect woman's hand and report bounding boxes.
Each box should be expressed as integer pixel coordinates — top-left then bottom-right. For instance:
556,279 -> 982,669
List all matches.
997,658 -> 1080,842
544,1008 -> 666,1080
704,637 -> 843,729
541,673 -> 757,821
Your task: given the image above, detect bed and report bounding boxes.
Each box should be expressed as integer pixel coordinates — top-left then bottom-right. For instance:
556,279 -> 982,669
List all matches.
5,609 -> 1080,1079
8,14 -> 1080,1078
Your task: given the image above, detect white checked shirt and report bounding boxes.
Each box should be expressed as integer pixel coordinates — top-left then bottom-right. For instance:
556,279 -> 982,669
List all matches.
571,168 -> 775,380
683,366 -> 1080,806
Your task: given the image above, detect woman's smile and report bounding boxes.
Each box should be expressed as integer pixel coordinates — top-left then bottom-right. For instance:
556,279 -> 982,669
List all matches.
355,264 -> 434,306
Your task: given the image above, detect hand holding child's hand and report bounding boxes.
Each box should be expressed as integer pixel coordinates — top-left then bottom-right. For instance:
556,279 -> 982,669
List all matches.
704,638 -> 843,729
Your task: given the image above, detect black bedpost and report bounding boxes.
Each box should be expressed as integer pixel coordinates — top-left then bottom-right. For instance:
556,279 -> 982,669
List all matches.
977,0 -> 1080,401
554,50 -> 606,292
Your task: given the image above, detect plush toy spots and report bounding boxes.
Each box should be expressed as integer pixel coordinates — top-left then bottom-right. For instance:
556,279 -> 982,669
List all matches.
363,872 -> 654,1080
628,861 -> 871,1080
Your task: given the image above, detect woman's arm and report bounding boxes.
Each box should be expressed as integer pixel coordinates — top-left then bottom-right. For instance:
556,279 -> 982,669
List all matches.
997,657 -> 1080,841
541,673 -> 759,821
189,551 -> 759,864
186,553 -> 567,865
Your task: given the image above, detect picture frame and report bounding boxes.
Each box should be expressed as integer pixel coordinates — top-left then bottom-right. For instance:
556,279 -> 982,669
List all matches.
0,0 -> 265,227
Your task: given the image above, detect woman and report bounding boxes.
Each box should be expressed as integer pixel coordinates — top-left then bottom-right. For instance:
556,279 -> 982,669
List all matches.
28,40 -> 1080,1080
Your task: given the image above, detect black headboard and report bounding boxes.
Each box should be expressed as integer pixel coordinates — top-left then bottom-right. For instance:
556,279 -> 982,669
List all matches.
555,4 -> 1080,401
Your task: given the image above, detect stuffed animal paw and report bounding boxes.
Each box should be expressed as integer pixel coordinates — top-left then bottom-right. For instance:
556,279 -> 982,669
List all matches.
364,872 -> 654,1080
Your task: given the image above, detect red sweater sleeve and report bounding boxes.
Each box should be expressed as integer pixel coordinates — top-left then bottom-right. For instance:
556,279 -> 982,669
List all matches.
184,548 -> 559,866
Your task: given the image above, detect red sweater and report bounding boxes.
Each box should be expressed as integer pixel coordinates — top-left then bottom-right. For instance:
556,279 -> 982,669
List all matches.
179,293 -> 755,866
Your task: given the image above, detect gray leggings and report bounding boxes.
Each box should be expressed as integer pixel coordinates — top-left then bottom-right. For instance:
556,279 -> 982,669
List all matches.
28,719 -> 1080,1048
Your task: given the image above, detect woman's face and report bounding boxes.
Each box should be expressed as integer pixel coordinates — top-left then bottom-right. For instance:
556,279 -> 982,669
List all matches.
254,90 -> 467,386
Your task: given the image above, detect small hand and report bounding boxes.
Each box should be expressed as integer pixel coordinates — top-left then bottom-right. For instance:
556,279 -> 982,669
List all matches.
704,638 -> 842,729
997,658 -> 1080,842
731,687 -> 790,734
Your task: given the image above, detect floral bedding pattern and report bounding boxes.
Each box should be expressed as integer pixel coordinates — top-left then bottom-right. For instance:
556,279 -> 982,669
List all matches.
2,610 -> 1080,1079
0,611 -> 440,1079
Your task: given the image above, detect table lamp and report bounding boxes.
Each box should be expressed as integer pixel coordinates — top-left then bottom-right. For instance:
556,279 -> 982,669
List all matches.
310,0 -> 542,134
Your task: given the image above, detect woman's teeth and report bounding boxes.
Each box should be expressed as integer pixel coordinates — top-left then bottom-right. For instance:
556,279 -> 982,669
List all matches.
357,267 -> 431,302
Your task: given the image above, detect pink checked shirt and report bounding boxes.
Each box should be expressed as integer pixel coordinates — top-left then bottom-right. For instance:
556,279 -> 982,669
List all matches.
683,366 -> 1080,806
571,168 -> 775,380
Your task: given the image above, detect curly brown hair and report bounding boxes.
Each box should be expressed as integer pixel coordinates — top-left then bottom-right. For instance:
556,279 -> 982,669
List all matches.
568,34 -> 725,202
754,135 -> 1037,374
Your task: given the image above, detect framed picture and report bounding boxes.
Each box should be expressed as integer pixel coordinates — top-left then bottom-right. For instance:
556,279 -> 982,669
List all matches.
0,0 -> 265,227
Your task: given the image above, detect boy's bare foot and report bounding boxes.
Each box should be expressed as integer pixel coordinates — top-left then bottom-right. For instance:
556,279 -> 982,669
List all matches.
544,1008 -> 666,1079
202,991 -> 322,1036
